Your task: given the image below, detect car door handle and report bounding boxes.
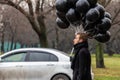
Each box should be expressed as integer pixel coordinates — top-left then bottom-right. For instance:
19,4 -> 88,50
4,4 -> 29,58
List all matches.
47,64 -> 54,66
16,65 -> 23,67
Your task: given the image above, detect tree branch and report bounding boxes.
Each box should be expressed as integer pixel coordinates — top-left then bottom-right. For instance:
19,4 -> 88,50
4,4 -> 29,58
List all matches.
16,0 -> 24,5
0,0 -> 8,4
110,28 -> 120,42
112,8 -> 120,23
40,0 -> 44,12
98,0 -> 106,7
42,6 -> 55,15
26,0 -> 34,16
0,0 -> 41,35
104,0 -> 112,8
35,0 -> 40,14
112,20 -> 120,26
0,0 -> 29,18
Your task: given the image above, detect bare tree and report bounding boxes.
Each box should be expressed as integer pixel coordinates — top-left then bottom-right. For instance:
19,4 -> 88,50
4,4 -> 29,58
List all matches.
106,1 -> 120,55
0,5 -> 6,53
0,0 -> 55,47
0,21 -> 5,54
95,0 -> 120,68
94,0 -> 112,68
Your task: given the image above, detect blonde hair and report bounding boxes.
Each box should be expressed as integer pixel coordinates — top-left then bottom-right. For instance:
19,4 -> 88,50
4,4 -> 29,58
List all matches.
76,32 -> 88,41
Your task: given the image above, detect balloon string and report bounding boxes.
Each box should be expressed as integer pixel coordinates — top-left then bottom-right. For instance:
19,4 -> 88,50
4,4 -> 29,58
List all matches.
70,24 -> 77,34
71,24 -> 88,34
84,20 -> 89,31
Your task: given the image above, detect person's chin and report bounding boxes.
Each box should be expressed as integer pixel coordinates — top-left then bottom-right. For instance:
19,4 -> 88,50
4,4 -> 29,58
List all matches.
73,43 -> 77,45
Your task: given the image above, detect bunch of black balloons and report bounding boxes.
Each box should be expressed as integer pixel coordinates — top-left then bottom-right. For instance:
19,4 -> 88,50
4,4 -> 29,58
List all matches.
55,0 -> 112,43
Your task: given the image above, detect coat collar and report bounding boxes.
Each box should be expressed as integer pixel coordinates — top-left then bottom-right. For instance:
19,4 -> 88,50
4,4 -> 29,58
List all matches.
74,41 -> 88,50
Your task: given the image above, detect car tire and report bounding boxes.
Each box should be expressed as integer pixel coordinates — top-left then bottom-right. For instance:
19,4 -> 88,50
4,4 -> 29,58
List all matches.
52,74 -> 70,80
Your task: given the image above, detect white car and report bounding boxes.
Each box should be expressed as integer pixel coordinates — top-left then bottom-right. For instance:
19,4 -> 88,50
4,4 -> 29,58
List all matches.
0,48 -> 73,80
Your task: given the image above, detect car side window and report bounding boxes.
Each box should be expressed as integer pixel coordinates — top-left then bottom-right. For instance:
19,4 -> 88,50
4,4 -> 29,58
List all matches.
50,54 -> 58,61
1,52 -> 27,62
28,52 -> 58,61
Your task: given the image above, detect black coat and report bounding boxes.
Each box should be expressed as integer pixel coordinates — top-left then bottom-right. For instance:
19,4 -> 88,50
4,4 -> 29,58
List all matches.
71,41 -> 92,80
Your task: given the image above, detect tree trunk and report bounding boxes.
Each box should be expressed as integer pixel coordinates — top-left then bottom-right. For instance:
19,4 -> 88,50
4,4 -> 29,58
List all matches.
14,42 -> 17,49
96,41 -> 105,68
106,42 -> 113,56
1,32 -> 4,54
20,43 -> 24,48
94,0 -> 112,69
0,0 -> 49,48
38,33 -> 47,48
55,27 -> 59,49
37,15 -> 48,48
7,41 -> 9,52
10,36 -> 14,50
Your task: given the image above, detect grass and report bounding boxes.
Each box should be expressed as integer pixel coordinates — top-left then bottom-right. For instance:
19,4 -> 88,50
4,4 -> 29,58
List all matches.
92,54 -> 120,80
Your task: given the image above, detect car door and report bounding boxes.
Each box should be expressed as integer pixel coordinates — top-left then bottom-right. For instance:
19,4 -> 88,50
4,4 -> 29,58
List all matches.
23,51 -> 59,80
0,52 -> 27,80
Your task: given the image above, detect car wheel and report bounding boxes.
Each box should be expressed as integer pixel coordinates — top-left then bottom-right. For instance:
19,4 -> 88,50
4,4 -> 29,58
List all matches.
52,74 -> 70,80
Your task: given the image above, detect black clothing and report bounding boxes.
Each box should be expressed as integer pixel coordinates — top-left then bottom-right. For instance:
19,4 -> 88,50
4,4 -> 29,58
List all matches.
71,41 -> 92,80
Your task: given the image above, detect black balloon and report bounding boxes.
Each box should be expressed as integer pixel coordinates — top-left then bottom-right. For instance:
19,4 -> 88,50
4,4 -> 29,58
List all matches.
86,28 -> 98,37
104,12 -> 112,19
66,8 -> 82,26
94,31 -> 111,43
87,0 -> 98,7
76,0 -> 90,14
56,11 -> 70,25
83,23 -> 95,31
67,0 -> 78,8
96,17 -> 112,32
56,0 -> 68,12
95,3 -> 105,19
86,8 -> 100,23
56,11 -> 66,20
56,18 -> 70,29
82,22 -> 99,37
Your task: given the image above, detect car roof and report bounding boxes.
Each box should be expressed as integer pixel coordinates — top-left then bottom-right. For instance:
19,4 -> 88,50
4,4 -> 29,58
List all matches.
3,48 -> 67,55
0,48 -> 70,62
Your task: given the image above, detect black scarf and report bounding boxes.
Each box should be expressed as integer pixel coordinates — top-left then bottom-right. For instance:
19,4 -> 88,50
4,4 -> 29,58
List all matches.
71,41 -> 88,70
74,41 -> 88,54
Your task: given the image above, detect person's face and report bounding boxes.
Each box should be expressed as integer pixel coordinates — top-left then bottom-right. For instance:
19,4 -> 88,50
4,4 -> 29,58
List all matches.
73,34 -> 83,45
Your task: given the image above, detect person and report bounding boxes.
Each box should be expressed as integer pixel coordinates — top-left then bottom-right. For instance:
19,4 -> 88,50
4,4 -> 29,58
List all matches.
71,32 -> 92,80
